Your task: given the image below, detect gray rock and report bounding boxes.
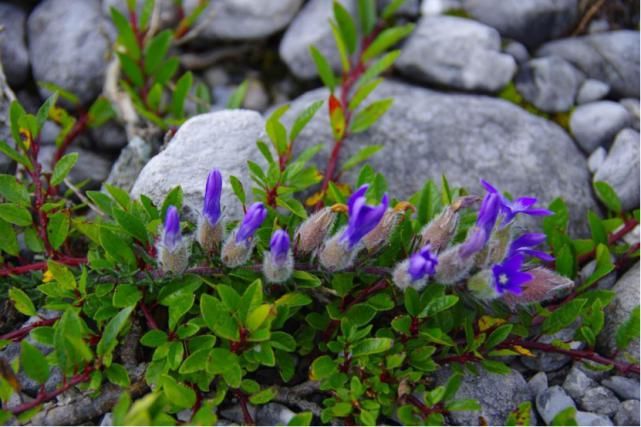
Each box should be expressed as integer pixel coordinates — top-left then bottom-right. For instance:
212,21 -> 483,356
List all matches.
620,98 -> 640,131
221,403 -> 256,425
602,377 -> 640,401
575,411 -> 614,426
563,364 -> 597,401
0,3 -> 29,87
576,79 -> 610,104
573,361 -> 610,382
537,31 -> 640,98
536,386 -> 576,425
521,326 -> 584,372
598,263 -> 641,363
614,400 -> 640,426
397,16 -> 516,93
570,101 -> 631,153
279,0 -> 354,80
28,0 -> 110,106
100,412 -> 113,426
504,41 -> 530,65
580,386 -> 620,416
435,367 -> 532,425
378,0 -> 420,17
242,78 -> 270,112
587,147 -> 606,174
0,63 -> 17,173
463,0 -> 579,48
38,145 -> 113,189
90,120 -> 128,152
185,0 -> 302,42
528,371 -> 548,398
131,110 -> 264,221
280,80 -> 596,234
421,0 -> 463,15
515,56 -> 583,113
105,136 -> 153,192
593,129 -> 640,211
102,0 -> 179,30
255,403 -> 295,425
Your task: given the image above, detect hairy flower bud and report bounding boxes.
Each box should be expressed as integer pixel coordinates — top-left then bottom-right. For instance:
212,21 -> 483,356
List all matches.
197,169 -> 224,252
341,185 -> 389,249
221,203 -> 267,267
501,267 -> 573,310
294,207 -> 337,255
420,196 -> 478,252
263,230 -> 293,283
433,245 -> 476,285
157,206 -> 189,273
392,244 -> 438,291
319,228 -> 358,272
197,217 -> 224,253
362,208 -> 402,253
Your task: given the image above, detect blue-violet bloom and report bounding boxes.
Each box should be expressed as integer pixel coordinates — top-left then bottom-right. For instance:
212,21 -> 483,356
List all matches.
203,169 -> 222,226
491,254 -> 533,295
236,202 -> 267,243
459,192 -> 501,258
163,205 -> 181,251
481,180 -> 552,225
340,185 -> 389,249
508,233 -> 555,262
408,244 -> 439,282
270,229 -> 291,266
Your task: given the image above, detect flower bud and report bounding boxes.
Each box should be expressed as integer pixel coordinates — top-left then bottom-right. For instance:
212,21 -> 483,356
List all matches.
363,202 -> 412,253
263,230 -> 293,283
433,245 -> 476,285
392,244 -> 438,291
157,206 -> 189,273
294,207 -> 337,255
340,185 -> 388,250
419,196 -> 478,253
318,228 -> 358,272
197,169 -> 224,252
501,266 -> 573,310
197,217 -> 224,253
467,270 -> 500,301
221,203 -> 267,267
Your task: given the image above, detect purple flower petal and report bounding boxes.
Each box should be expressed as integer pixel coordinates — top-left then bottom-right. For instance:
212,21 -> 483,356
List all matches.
407,244 -> 438,282
163,205 -> 181,251
341,188 -> 389,249
508,233 -> 554,262
236,202 -> 267,243
492,254 -> 533,295
270,229 -> 290,265
204,169 -> 222,226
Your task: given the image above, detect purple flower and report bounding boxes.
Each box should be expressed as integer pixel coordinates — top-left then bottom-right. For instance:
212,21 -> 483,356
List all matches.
508,233 -> 555,262
408,244 -> 439,281
163,205 -> 181,251
481,180 -> 552,225
270,229 -> 290,265
492,254 -> 533,295
340,185 -> 389,249
236,202 -> 267,243
459,192 -> 501,258
203,169 -> 222,226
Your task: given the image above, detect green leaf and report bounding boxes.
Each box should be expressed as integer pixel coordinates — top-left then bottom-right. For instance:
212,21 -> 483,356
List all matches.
0,141 -> 31,170
97,306 -> 134,359
345,303 -> 376,326
38,82 -> 79,106
87,97 -> 115,128
105,363 -> 130,387
154,58 -> 180,85
445,399 -> 481,412
288,412 -> 313,426
171,72 -> 193,118
290,100 -> 324,142
47,260 -> 76,290
246,304 -> 273,332
420,295 -> 459,317
118,53 -> 144,87
333,1 -> 357,53
0,203 -> 32,226
9,288 -> 37,316
615,306 -> 640,350
309,46 -> 336,91
350,338 -> 393,357
229,175 -> 246,205
404,287 -> 421,316
20,341 -> 49,384
329,21 -> 350,72
581,244 -> 614,290
113,284 -> 143,308
179,348 -> 210,374
349,78 -> 382,111
382,0 -> 408,19
270,331 -> 297,352
555,244 -> 576,279
587,210 -> 607,245
144,30 -> 172,74
0,174 -> 30,205
0,219 -> 19,255
194,82 -> 211,114
551,406 -> 577,426
161,375 -> 196,409
168,294 -> 194,331
46,211 -> 70,250
342,145 -> 383,171
99,227 -> 137,268
485,324 -> 513,350
311,355 -> 337,380
266,109 -> 289,154
357,0 -> 377,35
249,386 -> 278,405
362,24 -> 414,61
112,208 -> 149,244
277,196 -> 308,219
480,359 -> 511,374
226,80 -> 249,109
140,330 -> 168,347
200,294 -> 239,341
110,7 -> 140,60
36,93 -> 58,137
543,298 -> 587,334
593,181 -> 621,214
350,98 -> 393,133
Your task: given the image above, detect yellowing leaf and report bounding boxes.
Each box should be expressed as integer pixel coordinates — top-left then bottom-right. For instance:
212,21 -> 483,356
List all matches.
42,270 -> 54,283
478,315 -> 506,332
305,191 -> 324,207
513,345 -> 534,357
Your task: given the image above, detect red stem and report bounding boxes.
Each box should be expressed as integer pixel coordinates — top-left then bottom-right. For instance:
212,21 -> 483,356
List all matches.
139,300 -> 159,330
0,256 -> 86,277
577,217 -> 639,265
0,317 -> 59,342
52,112 -> 89,166
8,366 -> 94,415
234,390 -> 254,426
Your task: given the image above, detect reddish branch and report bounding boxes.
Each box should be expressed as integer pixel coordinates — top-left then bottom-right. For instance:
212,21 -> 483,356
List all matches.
139,300 -> 159,330
0,256 -> 86,277
578,217 -> 639,266
52,112 -> 89,166
0,317 -> 59,342
503,338 -> 640,375
8,366 -> 95,415
404,395 -> 445,418
234,390 -> 255,425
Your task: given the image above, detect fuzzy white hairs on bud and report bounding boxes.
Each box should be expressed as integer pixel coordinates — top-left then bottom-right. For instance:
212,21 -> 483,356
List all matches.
294,207 -> 337,256
318,228 -> 358,272
392,259 -> 428,291
433,245 -> 476,285
197,217 -> 224,253
157,241 -> 189,274
221,229 -> 255,268
467,270 -> 501,301
263,251 -> 294,283
363,209 -> 403,253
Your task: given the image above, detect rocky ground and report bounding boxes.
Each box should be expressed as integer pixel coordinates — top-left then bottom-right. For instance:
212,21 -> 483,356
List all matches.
0,0 -> 639,425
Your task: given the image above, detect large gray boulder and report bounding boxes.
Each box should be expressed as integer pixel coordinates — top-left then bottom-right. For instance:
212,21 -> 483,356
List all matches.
0,64 -> 17,173
102,0 -> 179,30
463,0 -> 579,48
28,0 -> 110,106
397,16 -> 516,93
515,56 -> 583,113
185,0 -> 302,41
0,3 -> 29,87
279,0 -> 354,80
131,110 -> 265,221
598,264 -> 640,362
537,31 -> 640,98
593,129 -> 640,212
279,80 -> 596,234
435,367 -> 533,425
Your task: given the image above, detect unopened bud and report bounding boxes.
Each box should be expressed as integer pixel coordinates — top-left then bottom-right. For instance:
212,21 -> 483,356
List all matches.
392,259 -> 427,291
294,207 -> 337,255
363,209 -> 403,253
197,217 -> 224,253
501,267 -> 574,310
482,224 -> 513,267
221,229 -> 255,267
318,229 -> 358,272
263,230 -> 293,283
421,196 -> 479,253
433,245 -> 475,285
157,205 -> 189,273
